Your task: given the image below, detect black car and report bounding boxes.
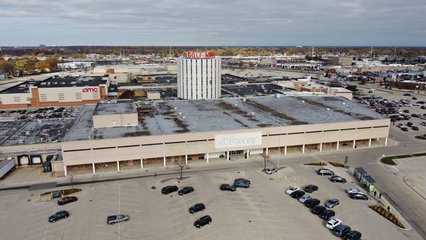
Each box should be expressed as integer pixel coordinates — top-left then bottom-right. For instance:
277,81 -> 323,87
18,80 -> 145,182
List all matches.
310,205 -> 326,215
220,184 -> 236,191
290,190 -> 305,199
412,97 -> 417,100
189,203 -> 205,214
343,230 -> 362,240
421,106 -> 426,110
57,196 -> 78,205
319,210 -> 335,220
304,198 -> 320,208
234,178 -> 250,188
412,126 -> 419,131
303,184 -> 318,193
407,122 -> 413,127
330,176 -> 347,183
194,215 -> 212,228
349,193 -> 368,200
161,185 -> 178,195
48,210 -> 70,223
403,109 -> 409,113
178,186 -> 194,195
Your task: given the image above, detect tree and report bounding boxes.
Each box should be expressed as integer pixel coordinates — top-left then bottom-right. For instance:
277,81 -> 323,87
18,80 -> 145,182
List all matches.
0,60 -> 15,75
119,90 -> 135,99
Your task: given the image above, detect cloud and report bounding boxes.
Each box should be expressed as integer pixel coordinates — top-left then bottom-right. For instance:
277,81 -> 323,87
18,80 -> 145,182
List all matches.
0,0 -> 425,46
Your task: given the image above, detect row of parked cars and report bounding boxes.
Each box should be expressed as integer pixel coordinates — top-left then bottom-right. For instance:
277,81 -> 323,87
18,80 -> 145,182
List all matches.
288,168 -> 363,239
48,195 -> 129,225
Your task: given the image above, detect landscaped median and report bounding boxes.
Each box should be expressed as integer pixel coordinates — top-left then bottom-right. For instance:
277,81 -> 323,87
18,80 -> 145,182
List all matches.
303,161 -> 327,166
380,152 -> 426,165
369,205 -> 405,229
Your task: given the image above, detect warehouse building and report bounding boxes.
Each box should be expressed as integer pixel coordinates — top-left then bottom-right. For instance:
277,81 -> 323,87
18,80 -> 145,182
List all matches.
0,75 -> 109,109
60,96 -> 390,176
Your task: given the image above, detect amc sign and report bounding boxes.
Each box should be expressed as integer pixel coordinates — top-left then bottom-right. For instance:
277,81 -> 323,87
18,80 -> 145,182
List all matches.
82,87 -> 99,93
185,52 -> 216,59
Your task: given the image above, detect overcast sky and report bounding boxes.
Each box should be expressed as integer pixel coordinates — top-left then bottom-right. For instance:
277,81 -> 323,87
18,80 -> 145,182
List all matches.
0,0 -> 425,46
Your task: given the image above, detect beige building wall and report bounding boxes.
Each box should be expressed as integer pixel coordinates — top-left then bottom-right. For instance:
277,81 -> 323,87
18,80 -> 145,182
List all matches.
93,113 -> 139,128
0,92 -> 31,104
38,87 -> 102,102
61,119 -> 390,166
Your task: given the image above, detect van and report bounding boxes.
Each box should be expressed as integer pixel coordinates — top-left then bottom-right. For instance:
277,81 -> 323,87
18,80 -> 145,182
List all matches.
317,168 -> 334,176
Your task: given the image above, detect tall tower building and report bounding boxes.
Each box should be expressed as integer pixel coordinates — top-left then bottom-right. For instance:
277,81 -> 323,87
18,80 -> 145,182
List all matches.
177,52 -> 221,100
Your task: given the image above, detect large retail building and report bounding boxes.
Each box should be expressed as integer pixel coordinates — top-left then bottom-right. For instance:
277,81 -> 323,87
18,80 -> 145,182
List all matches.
59,96 -> 390,176
0,75 -> 109,109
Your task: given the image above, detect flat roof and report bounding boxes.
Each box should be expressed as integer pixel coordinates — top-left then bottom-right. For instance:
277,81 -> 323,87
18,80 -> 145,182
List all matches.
0,76 -> 107,94
63,95 -> 386,141
94,100 -> 137,115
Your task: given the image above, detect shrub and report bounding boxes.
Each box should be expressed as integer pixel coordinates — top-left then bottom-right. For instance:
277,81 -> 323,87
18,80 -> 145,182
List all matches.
380,157 -> 397,165
369,205 -> 405,228
304,162 -> 327,166
328,161 -> 346,168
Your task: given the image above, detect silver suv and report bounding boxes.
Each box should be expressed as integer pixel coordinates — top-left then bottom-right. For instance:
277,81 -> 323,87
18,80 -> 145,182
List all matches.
107,214 -> 130,225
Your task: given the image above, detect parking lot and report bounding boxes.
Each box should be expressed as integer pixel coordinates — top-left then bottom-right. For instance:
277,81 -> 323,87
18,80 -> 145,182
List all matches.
0,161 -> 418,240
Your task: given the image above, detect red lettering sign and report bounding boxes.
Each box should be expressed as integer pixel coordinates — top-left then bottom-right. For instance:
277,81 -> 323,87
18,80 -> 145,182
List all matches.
185,52 -> 216,59
82,87 -> 98,93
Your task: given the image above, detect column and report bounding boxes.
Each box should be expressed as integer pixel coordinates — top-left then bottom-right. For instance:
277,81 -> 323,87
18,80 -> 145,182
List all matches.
117,161 -> 120,172
64,165 -> 68,177
353,140 -> 356,148
246,150 -> 250,160
141,159 -> 144,169
368,139 -> 372,147
185,155 -> 188,165
302,145 -> 305,153
265,148 -> 269,155
319,143 -> 323,152
385,138 -> 388,146
336,141 -> 340,150
284,146 -> 287,155
206,153 -> 209,163
226,151 -> 230,161
163,157 -> 166,167
92,163 -> 96,174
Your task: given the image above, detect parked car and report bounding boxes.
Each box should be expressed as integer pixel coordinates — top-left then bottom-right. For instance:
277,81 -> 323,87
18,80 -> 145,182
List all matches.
298,194 -> 312,203
290,190 -> 306,199
303,184 -> 319,193
346,188 -> 362,194
194,215 -> 212,228
400,126 -> 409,131
107,214 -> 130,225
234,178 -> 250,188
349,193 -> 368,200
407,122 -> 413,127
324,199 -> 340,208
412,126 -> 419,131
325,217 -> 342,229
285,186 -> 300,195
317,168 -> 334,176
319,210 -> 335,220
189,203 -> 205,214
412,97 -> 417,100
161,185 -> 178,195
330,176 -> 346,183
57,196 -> 78,205
220,184 -> 236,192
421,122 -> 426,126
344,230 -> 362,240
264,168 -> 277,174
48,210 -> 70,223
421,106 -> 426,110
304,198 -> 320,208
311,205 -> 326,215
332,224 -> 352,237
178,186 -> 194,195
403,109 -> 409,113
403,93 -> 411,96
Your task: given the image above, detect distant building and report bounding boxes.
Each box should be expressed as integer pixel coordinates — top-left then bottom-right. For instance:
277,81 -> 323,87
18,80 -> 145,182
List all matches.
57,62 -> 95,70
177,52 -> 221,100
330,57 -> 353,66
0,75 -> 109,109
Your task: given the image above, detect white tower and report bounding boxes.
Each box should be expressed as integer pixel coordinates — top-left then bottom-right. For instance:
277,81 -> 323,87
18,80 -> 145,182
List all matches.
177,52 -> 221,100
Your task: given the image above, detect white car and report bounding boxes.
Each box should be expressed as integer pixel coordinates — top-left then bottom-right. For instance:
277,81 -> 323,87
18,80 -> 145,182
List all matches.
285,186 -> 300,195
298,194 -> 312,203
264,168 -> 278,175
345,188 -> 362,194
325,217 -> 342,229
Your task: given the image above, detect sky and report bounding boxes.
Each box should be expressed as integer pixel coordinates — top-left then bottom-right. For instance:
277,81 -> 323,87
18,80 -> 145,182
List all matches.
0,0 -> 425,46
